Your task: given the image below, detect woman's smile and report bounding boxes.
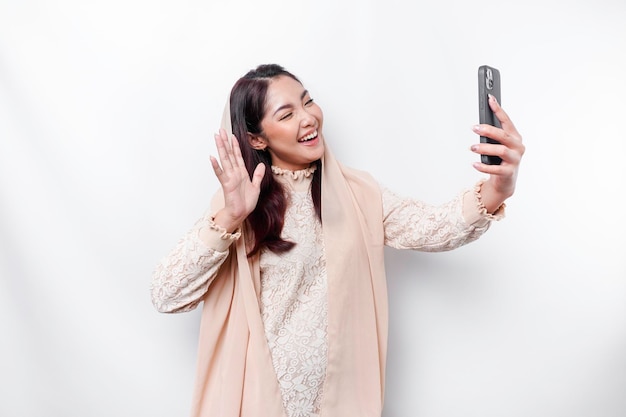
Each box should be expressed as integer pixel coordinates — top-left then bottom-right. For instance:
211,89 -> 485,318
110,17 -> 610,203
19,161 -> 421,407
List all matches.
298,130 -> 319,144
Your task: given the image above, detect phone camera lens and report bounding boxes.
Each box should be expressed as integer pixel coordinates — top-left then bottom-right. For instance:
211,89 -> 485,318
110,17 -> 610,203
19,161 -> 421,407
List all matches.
485,68 -> 494,90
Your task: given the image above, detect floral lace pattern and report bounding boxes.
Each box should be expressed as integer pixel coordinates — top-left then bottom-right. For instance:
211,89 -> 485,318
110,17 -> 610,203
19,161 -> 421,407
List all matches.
381,187 -> 491,251
260,169 -> 328,417
150,216 -> 231,313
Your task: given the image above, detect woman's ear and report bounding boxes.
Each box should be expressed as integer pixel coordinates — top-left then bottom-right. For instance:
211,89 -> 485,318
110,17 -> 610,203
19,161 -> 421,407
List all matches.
248,133 -> 268,151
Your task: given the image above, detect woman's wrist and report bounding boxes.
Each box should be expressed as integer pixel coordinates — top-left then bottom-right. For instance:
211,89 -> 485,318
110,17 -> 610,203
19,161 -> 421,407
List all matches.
477,179 -> 510,214
197,214 -> 241,252
212,209 -> 245,233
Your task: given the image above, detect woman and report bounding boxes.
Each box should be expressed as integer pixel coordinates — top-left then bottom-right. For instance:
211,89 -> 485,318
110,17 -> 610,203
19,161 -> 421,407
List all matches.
151,64 -> 524,417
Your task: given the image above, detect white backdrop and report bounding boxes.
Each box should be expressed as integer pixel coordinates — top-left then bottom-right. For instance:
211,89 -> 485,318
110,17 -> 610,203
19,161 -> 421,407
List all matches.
1,0 -> 625,416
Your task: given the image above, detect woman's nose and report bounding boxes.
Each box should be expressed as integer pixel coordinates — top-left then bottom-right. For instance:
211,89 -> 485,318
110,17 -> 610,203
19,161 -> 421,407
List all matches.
300,110 -> 315,127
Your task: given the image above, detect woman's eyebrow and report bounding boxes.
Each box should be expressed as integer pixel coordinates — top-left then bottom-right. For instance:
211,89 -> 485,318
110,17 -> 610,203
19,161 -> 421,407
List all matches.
272,90 -> 310,116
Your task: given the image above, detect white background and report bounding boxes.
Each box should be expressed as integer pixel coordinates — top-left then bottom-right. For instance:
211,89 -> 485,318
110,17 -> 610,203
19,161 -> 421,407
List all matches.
1,0 -> 625,416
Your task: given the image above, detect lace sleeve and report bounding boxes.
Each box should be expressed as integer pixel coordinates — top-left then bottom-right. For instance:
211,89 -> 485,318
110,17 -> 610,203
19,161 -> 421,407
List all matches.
382,182 -> 503,252
150,215 -> 238,313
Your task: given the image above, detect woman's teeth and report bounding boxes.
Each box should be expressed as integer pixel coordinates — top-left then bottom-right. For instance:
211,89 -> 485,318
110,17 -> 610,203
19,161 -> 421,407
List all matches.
299,131 -> 317,142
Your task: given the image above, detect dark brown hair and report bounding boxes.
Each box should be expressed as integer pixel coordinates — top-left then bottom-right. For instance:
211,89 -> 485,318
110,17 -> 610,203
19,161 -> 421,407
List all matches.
230,64 -> 322,257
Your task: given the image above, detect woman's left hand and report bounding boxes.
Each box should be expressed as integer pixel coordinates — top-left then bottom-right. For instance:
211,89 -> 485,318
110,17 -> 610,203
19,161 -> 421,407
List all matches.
470,94 -> 525,213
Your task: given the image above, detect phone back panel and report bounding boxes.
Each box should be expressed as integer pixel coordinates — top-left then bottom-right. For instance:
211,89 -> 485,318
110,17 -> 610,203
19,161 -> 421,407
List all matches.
478,65 -> 502,165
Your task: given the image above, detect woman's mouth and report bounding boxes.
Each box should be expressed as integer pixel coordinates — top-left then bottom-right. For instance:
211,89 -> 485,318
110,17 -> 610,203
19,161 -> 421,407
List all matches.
298,130 -> 318,143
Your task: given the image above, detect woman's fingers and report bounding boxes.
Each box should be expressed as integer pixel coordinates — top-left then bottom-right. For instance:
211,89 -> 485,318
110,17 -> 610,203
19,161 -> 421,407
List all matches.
251,163 -> 266,188
214,133 -> 231,171
472,97 -> 525,166
474,123 -> 521,152
472,158 -> 516,176
210,155 -> 223,177
487,95 -> 524,154
489,94 -> 521,139
212,129 -> 264,192
230,136 -> 246,169
470,135 -> 522,166
215,129 -> 249,172
214,128 -> 239,171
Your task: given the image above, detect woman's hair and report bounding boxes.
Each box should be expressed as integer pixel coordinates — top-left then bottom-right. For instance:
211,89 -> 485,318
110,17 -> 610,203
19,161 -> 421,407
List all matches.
230,64 -> 322,257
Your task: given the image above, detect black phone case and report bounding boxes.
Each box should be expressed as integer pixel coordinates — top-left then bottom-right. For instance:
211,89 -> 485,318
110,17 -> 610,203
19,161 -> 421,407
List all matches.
478,65 -> 502,165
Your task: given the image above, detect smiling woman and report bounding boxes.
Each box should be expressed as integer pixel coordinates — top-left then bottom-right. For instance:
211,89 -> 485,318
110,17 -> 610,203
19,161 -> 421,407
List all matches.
150,63 -> 524,417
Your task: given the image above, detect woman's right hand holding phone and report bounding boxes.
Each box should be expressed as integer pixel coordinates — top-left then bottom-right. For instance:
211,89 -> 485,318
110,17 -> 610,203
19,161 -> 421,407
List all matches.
471,95 -> 525,213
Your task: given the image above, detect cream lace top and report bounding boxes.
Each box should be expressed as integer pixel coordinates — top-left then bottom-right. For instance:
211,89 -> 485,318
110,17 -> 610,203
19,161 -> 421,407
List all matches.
151,166 -> 503,417
259,166 -> 327,417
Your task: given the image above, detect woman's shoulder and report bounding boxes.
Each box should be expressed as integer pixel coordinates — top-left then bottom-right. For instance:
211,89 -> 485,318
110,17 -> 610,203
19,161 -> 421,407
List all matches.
336,162 -> 379,189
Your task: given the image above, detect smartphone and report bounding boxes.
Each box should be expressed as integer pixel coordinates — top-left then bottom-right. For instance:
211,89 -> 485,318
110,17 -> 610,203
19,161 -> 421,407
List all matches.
478,65 -> 502,165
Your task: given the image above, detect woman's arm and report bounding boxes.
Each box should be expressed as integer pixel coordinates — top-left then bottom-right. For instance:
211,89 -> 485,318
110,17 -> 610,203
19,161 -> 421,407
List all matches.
382,184 -> 502,252
150,215 -> 239,313
383,95 -> 522,251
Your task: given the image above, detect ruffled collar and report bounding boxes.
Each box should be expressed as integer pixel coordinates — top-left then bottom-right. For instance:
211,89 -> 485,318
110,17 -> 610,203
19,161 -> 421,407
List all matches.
271,164 -> 317,192
270,164 -> 317,180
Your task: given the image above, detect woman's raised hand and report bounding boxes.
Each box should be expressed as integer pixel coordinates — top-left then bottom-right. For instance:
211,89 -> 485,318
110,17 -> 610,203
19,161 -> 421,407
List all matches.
210,129 -> 265,232
470,95 -> 525,213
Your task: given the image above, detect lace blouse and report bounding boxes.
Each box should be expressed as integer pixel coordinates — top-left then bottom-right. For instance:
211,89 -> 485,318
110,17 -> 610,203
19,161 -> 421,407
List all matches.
150,166 -> 502,417
259,165 -> 327,417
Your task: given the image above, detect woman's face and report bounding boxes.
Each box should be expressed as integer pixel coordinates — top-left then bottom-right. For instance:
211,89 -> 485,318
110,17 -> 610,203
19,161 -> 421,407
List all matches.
251,75 -> 325,171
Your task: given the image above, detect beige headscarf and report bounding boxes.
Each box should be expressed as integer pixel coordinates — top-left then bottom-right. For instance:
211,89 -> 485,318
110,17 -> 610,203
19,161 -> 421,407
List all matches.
189,99 -> 388,417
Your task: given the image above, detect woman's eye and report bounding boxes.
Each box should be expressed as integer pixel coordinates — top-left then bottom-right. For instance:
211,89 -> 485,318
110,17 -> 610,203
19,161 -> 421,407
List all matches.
305,98 -> 314,106
279,112 -> 293,121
